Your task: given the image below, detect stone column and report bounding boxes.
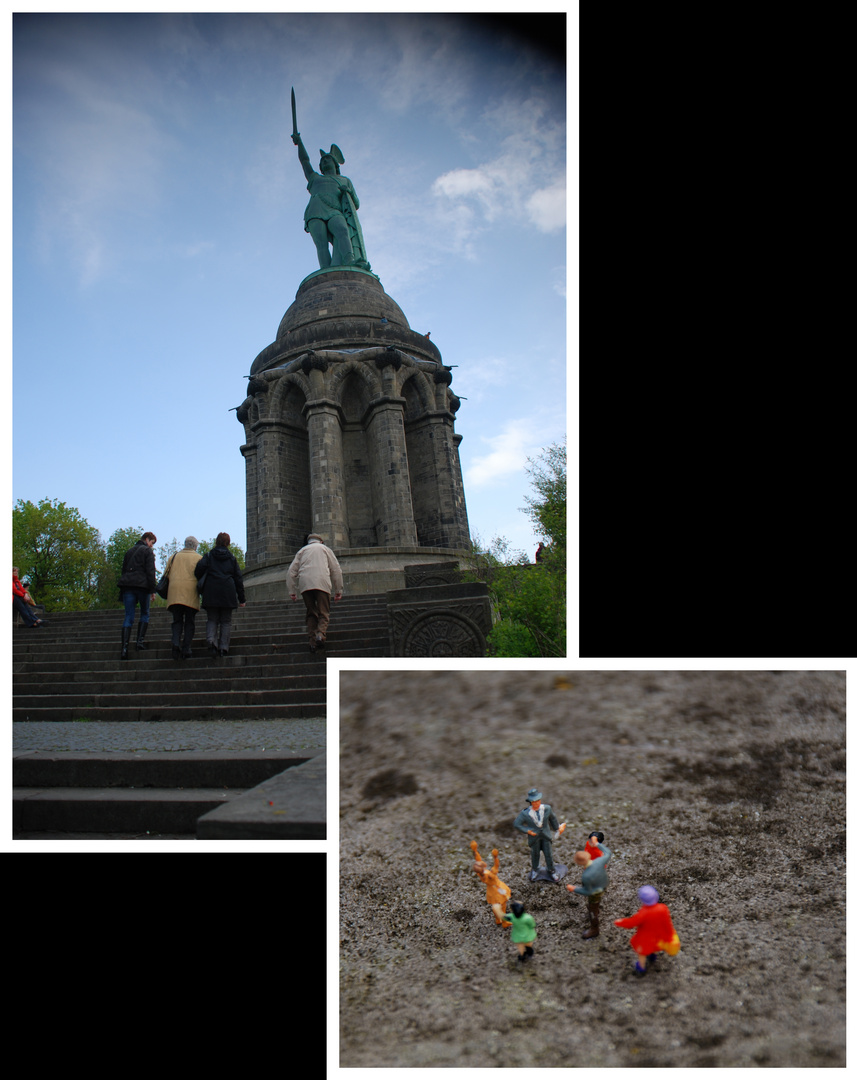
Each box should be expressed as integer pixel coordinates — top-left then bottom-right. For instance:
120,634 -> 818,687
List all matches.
305,401 -> 348,548
365,398 -> 418,547
239,440 -> 259,568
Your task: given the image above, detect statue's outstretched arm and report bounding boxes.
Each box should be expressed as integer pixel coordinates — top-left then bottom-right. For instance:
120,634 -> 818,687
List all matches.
292,133 -> 314,182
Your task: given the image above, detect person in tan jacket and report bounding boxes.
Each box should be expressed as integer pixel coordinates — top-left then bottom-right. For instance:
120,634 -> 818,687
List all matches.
287,533 -> 344,651
163,536 -> 203,659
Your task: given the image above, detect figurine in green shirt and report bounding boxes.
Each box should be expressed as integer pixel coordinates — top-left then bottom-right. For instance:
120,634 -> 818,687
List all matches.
508,901 -> 537,963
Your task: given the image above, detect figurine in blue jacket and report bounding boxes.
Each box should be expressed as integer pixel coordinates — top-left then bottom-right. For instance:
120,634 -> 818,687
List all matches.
513,787 -> 567,881
567,836 -> 612,938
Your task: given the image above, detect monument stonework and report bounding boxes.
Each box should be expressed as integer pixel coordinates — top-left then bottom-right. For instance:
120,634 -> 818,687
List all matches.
235,94 -> 478,610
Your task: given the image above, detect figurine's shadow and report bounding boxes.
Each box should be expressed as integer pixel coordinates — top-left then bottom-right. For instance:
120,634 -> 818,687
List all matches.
527,863 -> 569,883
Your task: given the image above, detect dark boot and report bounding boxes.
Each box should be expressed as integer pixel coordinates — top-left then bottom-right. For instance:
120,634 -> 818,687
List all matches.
582,902 -> 600,939
181,619 -> 194,659
171,623 -> 182,660
121,627 -> 131,660
135,622 -> 149,651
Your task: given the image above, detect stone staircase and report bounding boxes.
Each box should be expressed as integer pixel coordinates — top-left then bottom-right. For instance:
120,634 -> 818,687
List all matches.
12,594 -> 390,838
12,594 -> 390,722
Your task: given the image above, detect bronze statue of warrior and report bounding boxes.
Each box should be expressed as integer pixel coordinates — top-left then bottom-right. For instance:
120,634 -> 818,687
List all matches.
290,87 -> 370,271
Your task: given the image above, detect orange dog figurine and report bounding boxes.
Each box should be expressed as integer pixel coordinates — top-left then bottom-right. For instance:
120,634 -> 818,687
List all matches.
470,840 -> 513,928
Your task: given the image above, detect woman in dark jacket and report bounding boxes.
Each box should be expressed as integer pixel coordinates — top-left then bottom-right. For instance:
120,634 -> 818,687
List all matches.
194,532 -> 245,657
118,532 -> 157,659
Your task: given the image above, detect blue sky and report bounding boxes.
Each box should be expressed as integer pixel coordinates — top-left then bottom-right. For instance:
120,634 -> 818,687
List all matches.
11,12 -> 573,569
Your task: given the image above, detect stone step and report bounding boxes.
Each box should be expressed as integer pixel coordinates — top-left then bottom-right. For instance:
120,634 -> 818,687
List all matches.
13,670 -> 327,691
17,685 -> 326,709
13,608 -> 388,632
13,701 -> 326,723
12,633 -> 391,664
13,750 -> 309,788
13,786 -> 239,835
12,750 -> 325,838
11,649 -> 368,678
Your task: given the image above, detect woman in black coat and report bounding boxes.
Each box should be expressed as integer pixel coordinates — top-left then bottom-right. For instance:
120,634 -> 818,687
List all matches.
195,532 -> 245,657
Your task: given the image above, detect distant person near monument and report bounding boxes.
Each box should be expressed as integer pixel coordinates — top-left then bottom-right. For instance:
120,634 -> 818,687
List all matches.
290,87 -> 370,271
287,533 -> 344,652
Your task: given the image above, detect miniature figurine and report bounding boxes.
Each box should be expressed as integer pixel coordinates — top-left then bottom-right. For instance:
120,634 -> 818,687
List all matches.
566,833 -> 612,938
584,831 -> 604,862
614,885 -> 681,976
470,840 -> 513,928
513,788 -> 568,882
508,901 -> 537,963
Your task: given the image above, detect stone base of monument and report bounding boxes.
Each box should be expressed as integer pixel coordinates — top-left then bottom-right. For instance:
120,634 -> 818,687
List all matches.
242,547 -> 473,601
528,864 -> 569,883
387,578 -> 495,657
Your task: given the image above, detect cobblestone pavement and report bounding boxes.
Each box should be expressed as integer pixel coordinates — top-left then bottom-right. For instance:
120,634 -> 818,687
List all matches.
12,718 -> 326,754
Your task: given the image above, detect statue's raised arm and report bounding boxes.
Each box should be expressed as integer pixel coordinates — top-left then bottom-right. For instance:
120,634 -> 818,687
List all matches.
290,87 -> 371,272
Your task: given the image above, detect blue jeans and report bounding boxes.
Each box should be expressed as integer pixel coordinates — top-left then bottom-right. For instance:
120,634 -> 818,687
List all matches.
122,589 -> 151,628
13,596 -> 39,626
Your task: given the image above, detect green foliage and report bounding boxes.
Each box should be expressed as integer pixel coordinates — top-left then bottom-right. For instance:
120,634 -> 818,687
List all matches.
523,438 -> 566,557
10,505 -> 248,612
12,498 -> 105,611
467,536 -> 566,657
156,537 -> 180,575
465,437 -> 567,657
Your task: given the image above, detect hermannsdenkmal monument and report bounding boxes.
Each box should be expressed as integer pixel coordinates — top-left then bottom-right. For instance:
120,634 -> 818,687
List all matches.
234,91 -> 489,653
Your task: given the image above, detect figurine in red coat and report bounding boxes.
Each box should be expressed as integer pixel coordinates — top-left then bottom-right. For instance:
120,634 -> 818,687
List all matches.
614,886 -> 680,976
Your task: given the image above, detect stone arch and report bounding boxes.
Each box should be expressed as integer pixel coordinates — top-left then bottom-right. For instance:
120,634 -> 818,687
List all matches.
267,371 -> 311,428
329,359 -> 383,416
400,368 -> 435,421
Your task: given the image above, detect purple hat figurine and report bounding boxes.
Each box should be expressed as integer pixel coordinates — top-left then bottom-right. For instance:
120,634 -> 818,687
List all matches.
638,885 -> 659,905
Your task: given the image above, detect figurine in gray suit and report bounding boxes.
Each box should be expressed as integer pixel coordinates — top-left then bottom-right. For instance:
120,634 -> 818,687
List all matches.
513,787 -> 567,882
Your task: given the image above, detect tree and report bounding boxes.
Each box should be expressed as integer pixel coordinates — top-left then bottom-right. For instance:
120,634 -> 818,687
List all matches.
464,438 -> 567,657
12,498 -> 104,611
523,438 -> 566,557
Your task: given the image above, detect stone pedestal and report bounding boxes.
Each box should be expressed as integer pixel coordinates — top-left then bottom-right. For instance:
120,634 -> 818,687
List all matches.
237,268 -> 471,598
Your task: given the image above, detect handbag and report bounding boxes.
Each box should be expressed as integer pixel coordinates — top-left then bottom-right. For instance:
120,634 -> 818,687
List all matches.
156,553 -> 174,599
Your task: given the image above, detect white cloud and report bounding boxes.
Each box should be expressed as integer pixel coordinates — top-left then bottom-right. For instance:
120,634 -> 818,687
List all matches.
526,181 -> 566,233
430,97 -> 565,251
464,418 -> 546,491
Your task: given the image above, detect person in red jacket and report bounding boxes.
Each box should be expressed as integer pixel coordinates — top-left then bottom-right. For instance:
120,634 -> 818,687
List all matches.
614,885 -> 680,976
13,567 -> 47,627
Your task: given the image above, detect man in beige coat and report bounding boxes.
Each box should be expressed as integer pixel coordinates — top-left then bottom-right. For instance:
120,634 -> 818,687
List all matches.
164,536 -> 203,659
287,533 -> 344,651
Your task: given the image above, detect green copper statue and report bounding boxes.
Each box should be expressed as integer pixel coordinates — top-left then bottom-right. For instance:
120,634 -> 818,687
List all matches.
290,87 -> 371,272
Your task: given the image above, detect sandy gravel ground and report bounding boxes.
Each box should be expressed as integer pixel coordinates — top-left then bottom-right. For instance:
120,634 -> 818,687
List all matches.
338,669 -> 846,1068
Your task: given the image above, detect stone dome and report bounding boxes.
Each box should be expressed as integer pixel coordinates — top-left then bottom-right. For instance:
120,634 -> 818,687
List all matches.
250,268 -> 443,375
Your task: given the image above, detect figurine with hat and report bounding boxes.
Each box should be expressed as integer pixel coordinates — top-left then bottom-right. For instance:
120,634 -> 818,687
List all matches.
512,787 -> 568,882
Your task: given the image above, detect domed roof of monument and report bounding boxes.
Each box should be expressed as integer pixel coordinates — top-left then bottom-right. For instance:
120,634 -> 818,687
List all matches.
250,267 -> 443,375
276,268 -> 410,340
